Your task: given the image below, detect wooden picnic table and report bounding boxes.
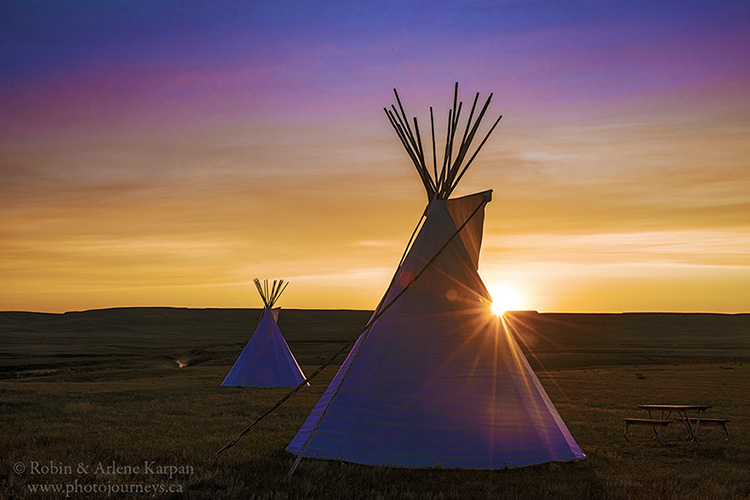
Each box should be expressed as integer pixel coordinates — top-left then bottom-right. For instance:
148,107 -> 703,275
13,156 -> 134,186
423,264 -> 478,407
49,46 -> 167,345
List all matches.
637,404 -> 711,442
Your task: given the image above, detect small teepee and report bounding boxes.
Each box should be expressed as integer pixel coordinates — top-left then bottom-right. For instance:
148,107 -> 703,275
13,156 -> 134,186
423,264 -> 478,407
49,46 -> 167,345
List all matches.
221,279 -> 307,388
286,84 -> 584,469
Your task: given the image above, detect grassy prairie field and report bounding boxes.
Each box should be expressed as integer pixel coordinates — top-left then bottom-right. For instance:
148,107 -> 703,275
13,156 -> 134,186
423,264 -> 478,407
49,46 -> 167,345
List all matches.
1,308 -> 749,499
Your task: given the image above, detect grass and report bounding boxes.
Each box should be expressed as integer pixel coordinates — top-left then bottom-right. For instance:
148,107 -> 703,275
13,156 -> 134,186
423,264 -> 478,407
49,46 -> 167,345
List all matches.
1,308 -> 749,499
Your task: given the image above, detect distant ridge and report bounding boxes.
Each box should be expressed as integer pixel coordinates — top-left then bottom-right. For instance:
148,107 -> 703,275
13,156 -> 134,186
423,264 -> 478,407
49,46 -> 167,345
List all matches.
2,308 -> 748,374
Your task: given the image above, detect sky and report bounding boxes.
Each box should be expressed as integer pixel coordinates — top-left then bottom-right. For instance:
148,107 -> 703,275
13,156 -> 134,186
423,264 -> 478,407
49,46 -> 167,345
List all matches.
1,0 -> 749,313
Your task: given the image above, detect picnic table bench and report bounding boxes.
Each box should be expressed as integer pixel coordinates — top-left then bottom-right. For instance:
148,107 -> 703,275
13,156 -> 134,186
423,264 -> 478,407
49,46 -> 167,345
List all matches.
686,418 -> 730,440
623,418 -> 674,445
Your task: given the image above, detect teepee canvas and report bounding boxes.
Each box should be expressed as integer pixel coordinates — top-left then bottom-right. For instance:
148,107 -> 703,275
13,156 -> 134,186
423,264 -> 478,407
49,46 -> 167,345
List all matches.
222,279 -> 307,388
287,85 -> 584,469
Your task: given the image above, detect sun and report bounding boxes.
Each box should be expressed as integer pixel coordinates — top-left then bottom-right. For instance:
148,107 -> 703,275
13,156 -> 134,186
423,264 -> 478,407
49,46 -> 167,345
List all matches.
489,285 -> 525,315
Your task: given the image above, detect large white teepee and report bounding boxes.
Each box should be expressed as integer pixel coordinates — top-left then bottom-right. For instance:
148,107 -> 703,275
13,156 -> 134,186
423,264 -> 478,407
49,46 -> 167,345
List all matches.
286,85 -> 584,469
221,279 -> 307,388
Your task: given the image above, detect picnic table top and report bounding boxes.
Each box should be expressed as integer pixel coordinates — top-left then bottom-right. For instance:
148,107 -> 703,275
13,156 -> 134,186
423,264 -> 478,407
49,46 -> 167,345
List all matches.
637,404 -> 711,411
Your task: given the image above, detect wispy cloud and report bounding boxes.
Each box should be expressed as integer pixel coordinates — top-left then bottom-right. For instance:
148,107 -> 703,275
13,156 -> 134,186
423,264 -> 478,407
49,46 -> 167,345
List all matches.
484,230 -> 750,267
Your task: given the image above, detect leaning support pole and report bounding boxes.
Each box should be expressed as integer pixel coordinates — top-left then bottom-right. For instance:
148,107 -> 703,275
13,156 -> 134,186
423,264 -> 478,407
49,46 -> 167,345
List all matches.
212,211 -> 428,461
388,83 -> 501,200
212,337 -> 357,460
448,113 -> 503,198
445,93 -> 493,193
287,194 -> 491,477
253,278 -> 288,308
439,108 -> 453,194
385,108 -> 435,198
253,279 -> 268,308
430,107 -> 438,184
